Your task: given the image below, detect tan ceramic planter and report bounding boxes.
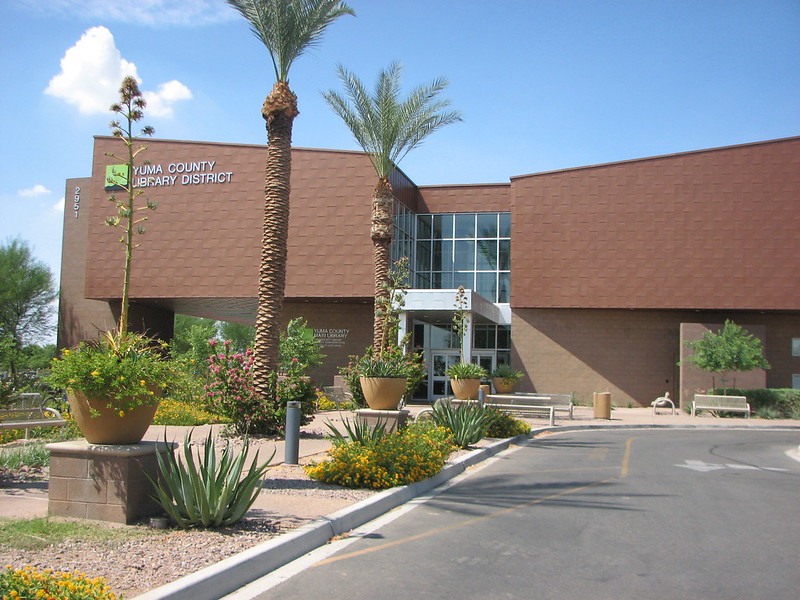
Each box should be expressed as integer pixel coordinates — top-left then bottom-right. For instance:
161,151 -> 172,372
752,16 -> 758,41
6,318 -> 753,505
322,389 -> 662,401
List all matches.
492,378 -> 517,394
67,389 -> 159,445
450,378 -> 482,400
359,377 -> 407,410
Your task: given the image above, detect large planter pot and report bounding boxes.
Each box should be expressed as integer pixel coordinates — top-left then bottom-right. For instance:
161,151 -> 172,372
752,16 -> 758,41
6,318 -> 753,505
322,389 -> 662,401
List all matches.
359,376 -> 407,410
492,378 -> 517,394
450,378 -> 482,400
67,389 -> 160,445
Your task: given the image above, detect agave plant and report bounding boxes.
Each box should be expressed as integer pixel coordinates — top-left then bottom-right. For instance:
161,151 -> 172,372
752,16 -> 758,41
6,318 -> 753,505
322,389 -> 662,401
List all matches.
149,430 -> 274,528
325,416 -> 389,446
429,399 -> 496,449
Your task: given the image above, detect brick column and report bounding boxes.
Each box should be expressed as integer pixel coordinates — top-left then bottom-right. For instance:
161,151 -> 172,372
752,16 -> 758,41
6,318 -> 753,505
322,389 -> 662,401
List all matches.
47,440 -> 175,524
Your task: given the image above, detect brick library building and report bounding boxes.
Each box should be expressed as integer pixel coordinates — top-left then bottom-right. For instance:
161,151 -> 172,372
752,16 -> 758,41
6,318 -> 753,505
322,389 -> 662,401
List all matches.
58,135 -> 800,409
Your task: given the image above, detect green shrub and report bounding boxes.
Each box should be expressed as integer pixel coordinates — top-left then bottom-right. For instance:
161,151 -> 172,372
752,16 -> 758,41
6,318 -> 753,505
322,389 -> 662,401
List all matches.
711,388 -> 800,419
305,421 -> 455,489
148,431 -> 273,528
0,564 -> 117,599
0,440 -> 50,470
428,399 -> 495,448
485,410 -> 531,437
445,362 -> 488,380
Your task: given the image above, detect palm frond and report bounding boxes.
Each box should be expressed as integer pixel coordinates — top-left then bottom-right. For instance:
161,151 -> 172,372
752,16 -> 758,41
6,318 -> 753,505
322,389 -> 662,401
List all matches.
228,0 -> 354,82
323,61 -> 463,179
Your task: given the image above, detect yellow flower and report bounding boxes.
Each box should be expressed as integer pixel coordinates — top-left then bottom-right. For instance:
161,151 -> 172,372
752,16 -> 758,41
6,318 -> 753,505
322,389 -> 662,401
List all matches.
118,410 -> 125,417
91,370 -> 100,377
140,379 -> 146,386
119,376 -> 125,381
63,349 -> 71,356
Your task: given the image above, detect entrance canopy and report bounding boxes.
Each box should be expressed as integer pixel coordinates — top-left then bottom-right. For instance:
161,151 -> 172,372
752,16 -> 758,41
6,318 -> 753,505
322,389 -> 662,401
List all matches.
400,289 -> 510,326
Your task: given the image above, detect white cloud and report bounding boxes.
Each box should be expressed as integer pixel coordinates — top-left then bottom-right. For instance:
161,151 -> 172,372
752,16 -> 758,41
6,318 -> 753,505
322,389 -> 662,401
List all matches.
45,26 -> 192,118
52,197 -> 65,213
144,80 -> 194,118
45,26 -> 139,115
16,0 -> 236,26
19,184 -> 52,197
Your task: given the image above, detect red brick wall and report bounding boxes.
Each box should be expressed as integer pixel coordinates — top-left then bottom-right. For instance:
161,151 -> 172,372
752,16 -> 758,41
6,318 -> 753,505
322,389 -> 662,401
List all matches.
510,137 -> 800,311
418,183 -> 510,213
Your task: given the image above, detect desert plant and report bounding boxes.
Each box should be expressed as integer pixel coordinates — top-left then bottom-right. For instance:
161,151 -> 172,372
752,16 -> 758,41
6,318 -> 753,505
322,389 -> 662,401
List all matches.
149,430 -> 274,528
446,362 -> 488,381
0,440 -> 50,470
429,398 -> 495,448
324,416 -> 389,446
490,364 -> 524,384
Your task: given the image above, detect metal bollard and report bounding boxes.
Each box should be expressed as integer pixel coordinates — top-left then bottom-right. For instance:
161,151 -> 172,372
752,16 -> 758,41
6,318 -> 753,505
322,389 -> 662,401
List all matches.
478,386 -> 486,407
284,400 -> 300,464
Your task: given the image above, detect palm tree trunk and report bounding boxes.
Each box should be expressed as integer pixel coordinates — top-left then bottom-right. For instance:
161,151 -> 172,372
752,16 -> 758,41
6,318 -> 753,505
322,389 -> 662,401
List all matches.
253,81 -> 298,398
372,177 -> 394,349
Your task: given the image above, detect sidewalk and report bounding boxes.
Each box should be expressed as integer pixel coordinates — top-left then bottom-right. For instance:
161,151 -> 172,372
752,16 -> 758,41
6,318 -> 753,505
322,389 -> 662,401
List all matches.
2,405 -> 797,523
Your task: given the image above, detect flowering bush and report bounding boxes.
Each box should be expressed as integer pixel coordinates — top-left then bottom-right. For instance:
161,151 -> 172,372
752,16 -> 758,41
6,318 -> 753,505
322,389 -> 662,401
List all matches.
0,564 -> 117,599
305,421 -> 455,489
203,340 -> 314,435
47,331 -> 173,415
153,397 -> 226,426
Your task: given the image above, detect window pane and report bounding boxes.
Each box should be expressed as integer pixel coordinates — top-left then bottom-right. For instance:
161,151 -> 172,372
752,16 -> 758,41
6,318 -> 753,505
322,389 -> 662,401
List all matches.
415,272 -> 431,288
476,272 -> 497,302
429,325 -> 453,350
415,241 -> 431,271
498,272 -> 510,303
432,271 -> 453,289
499,240 -> 510,270
455,213 -> 475,238
499,213 -> 511,238
477,240 -> 497,270
497,350 -> 511,366
454,272 -> 473,290
477,213 -> 497,238
497,325 -> 510,349
474,325 -> 494,349
433,214 -> 453,239
454,240 -> 475,270
432,240 -> 453,271
417,214 -> 432,239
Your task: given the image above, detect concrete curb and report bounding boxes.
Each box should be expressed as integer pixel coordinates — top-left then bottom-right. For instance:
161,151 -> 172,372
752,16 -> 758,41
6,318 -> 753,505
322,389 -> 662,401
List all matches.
132,434 -> 526,600
132,423 -> 800,600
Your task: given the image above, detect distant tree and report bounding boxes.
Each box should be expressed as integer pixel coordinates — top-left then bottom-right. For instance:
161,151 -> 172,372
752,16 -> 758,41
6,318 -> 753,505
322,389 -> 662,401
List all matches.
171,315 -> 218,369
0,238 -> 57,346
323,62 -> 462,347
219,321 -> 255,353
684,320 -> 771,392
279,317 -> 325,373
226,0 -> 354,398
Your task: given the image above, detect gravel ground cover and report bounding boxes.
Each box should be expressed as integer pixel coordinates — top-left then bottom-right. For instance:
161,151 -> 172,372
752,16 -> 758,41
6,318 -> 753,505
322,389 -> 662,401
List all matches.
0,450 -> 376,599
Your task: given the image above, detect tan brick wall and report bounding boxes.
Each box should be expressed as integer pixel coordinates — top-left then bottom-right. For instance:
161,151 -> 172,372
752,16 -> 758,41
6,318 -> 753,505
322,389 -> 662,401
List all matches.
512,308 -> 800,408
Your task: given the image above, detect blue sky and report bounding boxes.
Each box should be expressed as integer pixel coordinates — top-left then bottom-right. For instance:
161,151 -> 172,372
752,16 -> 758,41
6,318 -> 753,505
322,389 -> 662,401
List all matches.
1,0 -> 798,297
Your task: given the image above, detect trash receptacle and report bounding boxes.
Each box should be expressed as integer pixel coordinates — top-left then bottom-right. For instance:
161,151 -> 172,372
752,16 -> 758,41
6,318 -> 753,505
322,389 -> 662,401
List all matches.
593,392 -> 611,419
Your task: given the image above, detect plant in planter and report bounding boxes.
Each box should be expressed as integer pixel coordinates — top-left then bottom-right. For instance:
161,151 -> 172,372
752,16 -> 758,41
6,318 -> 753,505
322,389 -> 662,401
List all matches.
343,258 -> 425,410
47,77 -> 171,444
490,364 -> 524,393
445,361 -> 488,400
445,286 -> 487,399
48,330 -> 173,444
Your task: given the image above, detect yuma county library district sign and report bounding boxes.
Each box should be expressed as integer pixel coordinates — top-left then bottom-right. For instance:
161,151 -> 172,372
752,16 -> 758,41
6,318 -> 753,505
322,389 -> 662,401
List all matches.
106,159 -> 234,190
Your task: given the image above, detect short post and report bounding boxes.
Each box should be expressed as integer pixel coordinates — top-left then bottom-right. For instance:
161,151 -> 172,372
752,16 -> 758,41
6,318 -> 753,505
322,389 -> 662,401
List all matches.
285,401 -> 300,465
478,386 -> 486,407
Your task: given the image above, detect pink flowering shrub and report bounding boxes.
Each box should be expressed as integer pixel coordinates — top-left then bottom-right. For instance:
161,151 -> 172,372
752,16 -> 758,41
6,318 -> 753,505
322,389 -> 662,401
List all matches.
204,340 -> 315,435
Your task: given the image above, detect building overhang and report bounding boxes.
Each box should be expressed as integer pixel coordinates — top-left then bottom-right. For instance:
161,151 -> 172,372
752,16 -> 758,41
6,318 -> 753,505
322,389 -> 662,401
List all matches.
400,289 -> 511,326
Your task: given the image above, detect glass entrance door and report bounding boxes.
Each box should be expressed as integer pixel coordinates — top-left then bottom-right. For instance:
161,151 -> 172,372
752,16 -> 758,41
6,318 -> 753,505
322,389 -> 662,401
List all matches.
429,351 -> 460,400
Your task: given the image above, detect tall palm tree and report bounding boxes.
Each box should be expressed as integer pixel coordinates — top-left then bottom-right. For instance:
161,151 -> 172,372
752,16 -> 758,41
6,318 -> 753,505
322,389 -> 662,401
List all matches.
227,0 -> 354,397
323,62 -> 462,348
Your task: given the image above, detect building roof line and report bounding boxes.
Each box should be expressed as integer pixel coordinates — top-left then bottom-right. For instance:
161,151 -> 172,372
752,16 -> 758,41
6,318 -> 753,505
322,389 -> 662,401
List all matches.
510,135 -> 800,181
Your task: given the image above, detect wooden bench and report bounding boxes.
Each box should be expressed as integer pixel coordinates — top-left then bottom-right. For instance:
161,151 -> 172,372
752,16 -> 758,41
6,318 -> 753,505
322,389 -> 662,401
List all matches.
0,393 -> 66,438
692,394 -> 750,418
512,393 -> 574,419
